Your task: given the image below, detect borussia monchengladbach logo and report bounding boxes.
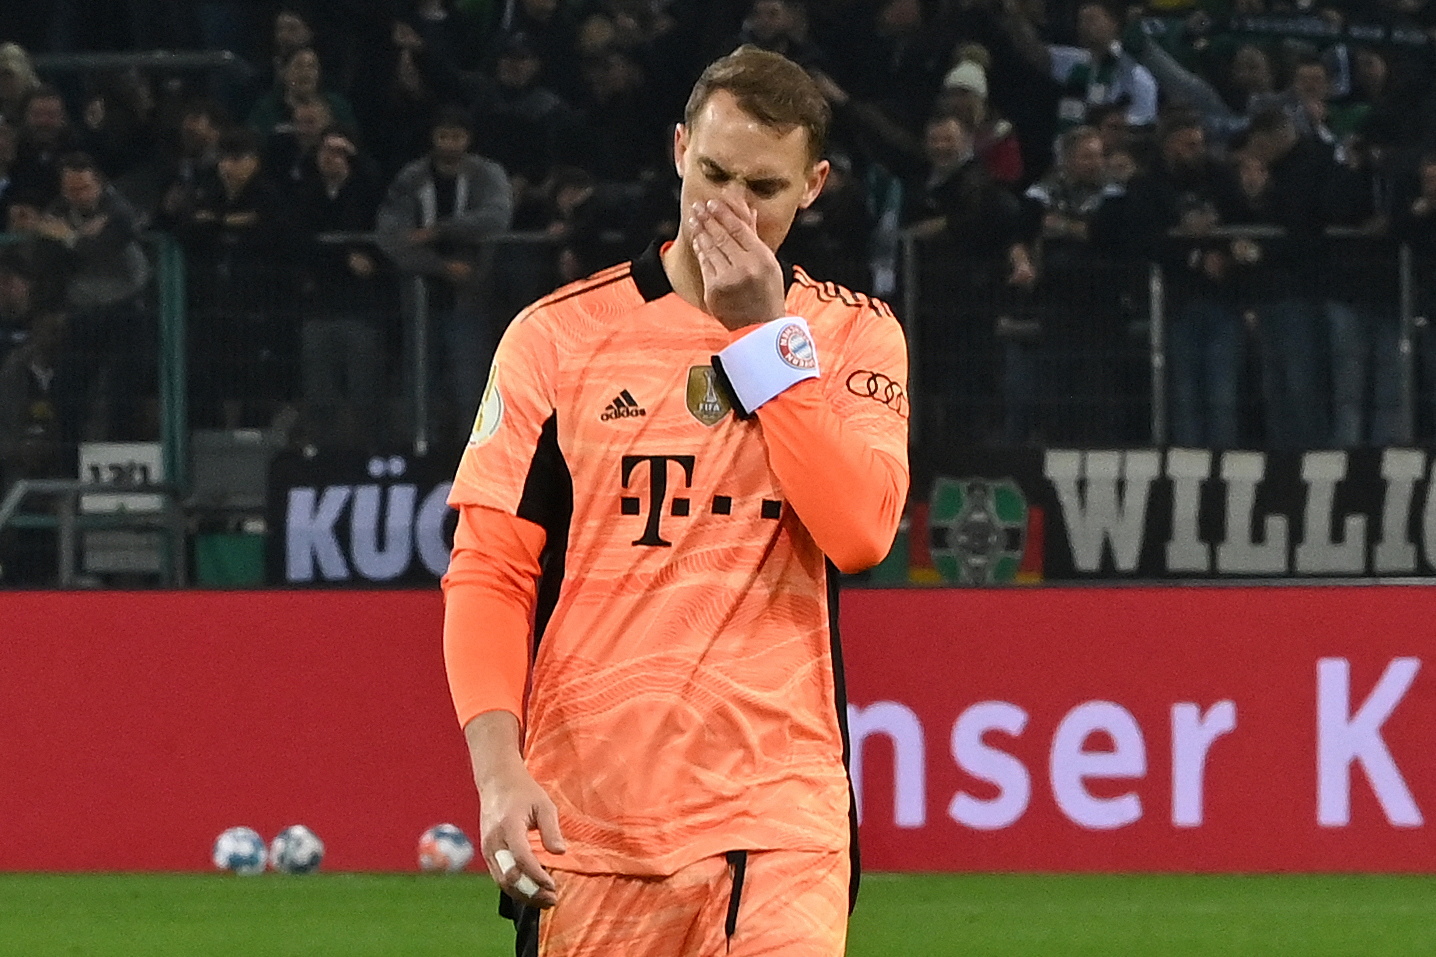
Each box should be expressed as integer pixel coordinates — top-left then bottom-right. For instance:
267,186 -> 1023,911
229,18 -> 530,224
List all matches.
928,476 -> 1028,585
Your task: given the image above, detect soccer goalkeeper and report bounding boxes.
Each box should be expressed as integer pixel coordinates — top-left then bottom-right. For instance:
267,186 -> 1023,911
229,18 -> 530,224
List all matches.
442,45 -> 909,957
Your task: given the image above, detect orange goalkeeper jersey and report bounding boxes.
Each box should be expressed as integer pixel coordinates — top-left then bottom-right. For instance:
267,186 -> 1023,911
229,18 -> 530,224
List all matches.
445,243 -> 908,882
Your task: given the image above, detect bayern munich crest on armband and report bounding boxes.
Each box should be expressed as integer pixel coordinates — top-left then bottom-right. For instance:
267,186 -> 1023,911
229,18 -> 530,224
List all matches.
776,323 -> 816,370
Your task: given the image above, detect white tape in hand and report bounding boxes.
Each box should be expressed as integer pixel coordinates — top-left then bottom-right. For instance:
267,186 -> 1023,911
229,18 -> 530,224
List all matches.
495,848 -> 542,897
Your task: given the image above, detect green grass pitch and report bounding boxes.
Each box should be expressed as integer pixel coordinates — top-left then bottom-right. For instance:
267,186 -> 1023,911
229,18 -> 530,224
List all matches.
3,872 -> 1433,955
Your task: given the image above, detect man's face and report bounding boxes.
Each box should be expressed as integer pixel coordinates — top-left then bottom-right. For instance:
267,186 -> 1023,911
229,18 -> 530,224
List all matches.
1420,162 -> 1436,199
923,117 -> 969,171
1164,126 -> 1205,171
496,50 -> 542,89
431,125 -> 471,165
1231,45 -> 1272,94
275,12 -> 313,53
7,203 -> 39,232
180,111 -> 219,155
1292,64 -> 1328,102
747,0 -> 793,43
24,94 -> 66,142
316,135 -> 351,181
283,49 -> 320,94
1355,49 -> 1388,94
673,89 -> 827,254
1077,4 -> 1118,50
217,151 -> 259,192
291,102 -> 328,142
1066,135 -> 1105,184
60,168 -> 102,211
0,269 -> 31,316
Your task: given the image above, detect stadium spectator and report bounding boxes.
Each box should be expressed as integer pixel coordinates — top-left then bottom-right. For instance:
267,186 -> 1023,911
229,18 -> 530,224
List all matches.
77,68 -> 160,183
173,129 -> 294,430
1127,29 -> 1276,146
567,46 -> 670,184
934,43 -> 1024,187
1235,106 -> 1333,450
904,112 -> 1033,445
375,105 -> 512,439
0,308 -> 73,585
134,97 -> 228,229
365,26 -> 444,184
265,6 -> 317,91
393,0 -> 491,82
1323,132 -> 1402,447
727,0 -> 829,74
465,32 -> 581,202
826,0 -> 955,141
246,47 -> 358,138
0,42 -> 41,128
293,127 -> 385,450
498,0 -> 583,100
0,250 -> 38,367
1019,124 -> 1127,443
1124,111 -> 1247,448
1000,0 -> 1159,131
4,190 -> 68,311
11,84 -> 85,208
31,153 -> 152,440
262,96 -> 331,200
1249,53 -> 1342,156
0,122 -> 18,228
1393,152 -> 1436,441
780,150 -> 875,296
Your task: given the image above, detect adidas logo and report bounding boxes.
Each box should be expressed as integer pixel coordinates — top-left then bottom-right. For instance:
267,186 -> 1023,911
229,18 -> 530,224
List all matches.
601,390 -> 647,421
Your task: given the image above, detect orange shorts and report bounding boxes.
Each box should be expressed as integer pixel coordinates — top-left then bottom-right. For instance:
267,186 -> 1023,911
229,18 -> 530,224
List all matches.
532,848 -> 850,957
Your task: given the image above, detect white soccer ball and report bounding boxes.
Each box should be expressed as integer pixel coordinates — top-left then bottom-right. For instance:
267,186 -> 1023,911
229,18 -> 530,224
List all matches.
213,826 -> 267,875
417,823 -> 474,873
269,824 -> 325,874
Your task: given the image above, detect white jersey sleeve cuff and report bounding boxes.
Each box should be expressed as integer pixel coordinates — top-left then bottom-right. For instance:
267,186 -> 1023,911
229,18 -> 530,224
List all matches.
711,317 -> 820,419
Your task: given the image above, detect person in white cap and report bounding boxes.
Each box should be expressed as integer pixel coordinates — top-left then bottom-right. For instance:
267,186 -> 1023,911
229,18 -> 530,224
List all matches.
935,43 -> 1024,187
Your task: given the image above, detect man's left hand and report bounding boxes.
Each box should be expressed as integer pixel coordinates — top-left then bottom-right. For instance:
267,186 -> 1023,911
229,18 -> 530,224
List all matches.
690,199 -> 786,330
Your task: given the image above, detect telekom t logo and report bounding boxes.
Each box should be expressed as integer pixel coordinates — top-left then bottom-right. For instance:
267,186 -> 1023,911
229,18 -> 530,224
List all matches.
621,455 -> 696,547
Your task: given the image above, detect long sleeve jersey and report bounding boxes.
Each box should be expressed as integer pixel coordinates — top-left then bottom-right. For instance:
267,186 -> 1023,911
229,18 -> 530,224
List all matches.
442,242 -> 909,882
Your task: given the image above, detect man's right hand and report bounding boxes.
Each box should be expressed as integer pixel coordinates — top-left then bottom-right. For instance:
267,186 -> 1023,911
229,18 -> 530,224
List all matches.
466,711 -> 566,909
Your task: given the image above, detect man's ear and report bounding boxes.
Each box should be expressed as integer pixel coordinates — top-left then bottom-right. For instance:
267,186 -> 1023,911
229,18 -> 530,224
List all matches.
673,123 -> 688,179
798,159 -> 830,210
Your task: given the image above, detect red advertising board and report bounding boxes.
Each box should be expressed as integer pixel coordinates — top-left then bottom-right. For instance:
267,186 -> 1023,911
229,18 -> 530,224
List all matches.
0,591 -> 473,872
845,587 -> 1436,872
1,588 -> 1433,871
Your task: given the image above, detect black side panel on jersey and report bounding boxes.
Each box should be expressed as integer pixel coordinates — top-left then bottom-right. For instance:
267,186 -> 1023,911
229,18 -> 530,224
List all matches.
515,413 -> 573,650
826,558 -> 862,914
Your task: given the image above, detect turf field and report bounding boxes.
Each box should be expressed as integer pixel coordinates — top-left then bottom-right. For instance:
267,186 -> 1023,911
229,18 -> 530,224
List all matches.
3,872 -> 1433,956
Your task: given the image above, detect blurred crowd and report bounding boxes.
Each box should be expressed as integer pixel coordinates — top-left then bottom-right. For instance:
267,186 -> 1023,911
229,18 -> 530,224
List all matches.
5,0 -> 1436,487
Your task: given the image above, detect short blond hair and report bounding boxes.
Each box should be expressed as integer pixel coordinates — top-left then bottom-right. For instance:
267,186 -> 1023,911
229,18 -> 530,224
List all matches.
684,45 -> 829,165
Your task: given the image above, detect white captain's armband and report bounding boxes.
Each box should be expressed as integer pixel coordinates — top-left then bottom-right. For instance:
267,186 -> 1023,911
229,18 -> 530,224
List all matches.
710,317 -> 819,419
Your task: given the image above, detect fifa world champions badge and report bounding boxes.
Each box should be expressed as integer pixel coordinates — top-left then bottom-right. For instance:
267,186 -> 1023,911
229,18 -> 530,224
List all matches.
776,323 -> 817,370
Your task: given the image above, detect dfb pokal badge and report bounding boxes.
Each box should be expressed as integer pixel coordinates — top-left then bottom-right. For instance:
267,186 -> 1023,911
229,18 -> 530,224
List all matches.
928,476 -> 1028,585
686,365 -> 731,427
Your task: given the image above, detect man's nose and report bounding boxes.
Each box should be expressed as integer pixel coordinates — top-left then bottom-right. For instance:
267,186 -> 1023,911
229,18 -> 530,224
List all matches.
713,183 -> 754,218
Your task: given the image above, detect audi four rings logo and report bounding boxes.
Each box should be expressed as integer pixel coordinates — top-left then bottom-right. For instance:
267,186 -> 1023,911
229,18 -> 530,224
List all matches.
846,370 -> 908,417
